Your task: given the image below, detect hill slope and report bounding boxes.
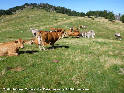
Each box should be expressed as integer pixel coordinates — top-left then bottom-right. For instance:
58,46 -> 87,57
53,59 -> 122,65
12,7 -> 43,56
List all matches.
0,8 -> 124,93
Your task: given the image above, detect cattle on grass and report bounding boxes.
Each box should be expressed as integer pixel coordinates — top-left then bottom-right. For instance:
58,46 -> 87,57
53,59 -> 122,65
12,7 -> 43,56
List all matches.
33,30 -> 66,50
0,39 -> 24,56
65,29 -> 80,37
81,30 -> 95,38
30,28 -> 39,36
115,33 -> 122,40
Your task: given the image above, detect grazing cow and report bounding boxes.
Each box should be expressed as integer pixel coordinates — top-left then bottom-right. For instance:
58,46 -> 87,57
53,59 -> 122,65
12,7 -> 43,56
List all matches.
66,29 -> 80,37
81,30 -> 95,38
30,28 -> 39,36
87,30 -> 95,38
115,33 -> 122,40
33,30 -> 66,50
0,39 -> 24,56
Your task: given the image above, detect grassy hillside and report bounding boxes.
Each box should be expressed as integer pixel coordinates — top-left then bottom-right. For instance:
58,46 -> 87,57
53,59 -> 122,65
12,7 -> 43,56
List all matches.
0,8 -> 124,93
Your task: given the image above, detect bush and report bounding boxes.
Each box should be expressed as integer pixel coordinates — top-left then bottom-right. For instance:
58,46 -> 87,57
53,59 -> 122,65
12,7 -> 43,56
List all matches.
107,12 -> 115,21
120,15 -> 124,23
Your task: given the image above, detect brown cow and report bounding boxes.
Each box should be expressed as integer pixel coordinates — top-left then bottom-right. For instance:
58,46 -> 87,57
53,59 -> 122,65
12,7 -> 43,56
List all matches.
33,30 -> 66,50
50,28 -> 63,32
65,29 -> 80,37
0,39 -> 24,56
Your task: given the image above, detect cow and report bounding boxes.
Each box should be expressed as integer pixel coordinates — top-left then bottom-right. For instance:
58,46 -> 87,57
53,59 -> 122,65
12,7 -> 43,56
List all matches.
87,30 -> 95,38
30,28 -> 39,36
33,30 -> 66,50
65,29 -> 80,37
115,33 -> 122,40
81,31 -> 87,38
81,30 -> 95,38
0,39 -> 24,56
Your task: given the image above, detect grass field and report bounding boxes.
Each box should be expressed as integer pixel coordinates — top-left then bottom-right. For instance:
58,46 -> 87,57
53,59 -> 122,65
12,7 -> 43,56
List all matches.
0,8 -> 124,93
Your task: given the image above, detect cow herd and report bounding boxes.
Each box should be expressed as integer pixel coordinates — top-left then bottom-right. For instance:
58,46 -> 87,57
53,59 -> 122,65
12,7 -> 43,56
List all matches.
0,25 -> 122,57
31,25 -> 96,50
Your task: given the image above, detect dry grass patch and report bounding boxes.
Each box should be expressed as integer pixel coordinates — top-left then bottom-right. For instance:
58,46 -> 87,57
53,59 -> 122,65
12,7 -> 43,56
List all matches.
61,38 -> 92,46
94,38 -> 120,43
71,73 -> 85,85
99,55 -> 123,69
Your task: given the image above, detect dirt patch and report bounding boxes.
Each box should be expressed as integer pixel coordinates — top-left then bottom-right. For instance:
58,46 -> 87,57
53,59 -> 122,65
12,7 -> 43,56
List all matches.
9,66 -> 24,72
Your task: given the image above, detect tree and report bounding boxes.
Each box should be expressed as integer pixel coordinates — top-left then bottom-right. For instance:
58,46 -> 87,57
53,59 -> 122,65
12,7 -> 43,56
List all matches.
120,15 -> 124,23
107,12 -> 115,21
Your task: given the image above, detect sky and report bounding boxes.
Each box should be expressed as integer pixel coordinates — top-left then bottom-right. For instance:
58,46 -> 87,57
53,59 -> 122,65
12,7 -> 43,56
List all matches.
0,0 -> 124,14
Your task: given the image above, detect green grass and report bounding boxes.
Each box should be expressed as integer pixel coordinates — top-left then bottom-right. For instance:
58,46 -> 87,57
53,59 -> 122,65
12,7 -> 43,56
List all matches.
0,8 -> 124,93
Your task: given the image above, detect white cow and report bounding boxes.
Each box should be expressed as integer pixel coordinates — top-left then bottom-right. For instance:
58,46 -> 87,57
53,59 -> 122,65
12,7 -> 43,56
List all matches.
81,30 -> 95,38
115,33 -> 122,40
30,28 -> 39,36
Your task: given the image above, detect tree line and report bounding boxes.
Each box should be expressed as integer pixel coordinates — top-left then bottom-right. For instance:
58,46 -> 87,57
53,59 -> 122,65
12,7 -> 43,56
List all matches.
86,10 -> 115,21
0,3 -> 124,22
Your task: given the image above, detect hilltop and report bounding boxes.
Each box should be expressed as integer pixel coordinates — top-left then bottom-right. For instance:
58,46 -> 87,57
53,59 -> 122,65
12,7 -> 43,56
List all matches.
0,8 -> 124,93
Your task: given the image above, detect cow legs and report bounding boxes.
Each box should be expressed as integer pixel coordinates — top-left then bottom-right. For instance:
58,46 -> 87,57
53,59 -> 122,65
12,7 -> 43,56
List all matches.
87,34 -> 90,38
84,33 -> 87,38
50,42 -> 55,49
37,35 -> 46,50
8,52 -> 18,56
42,45 -> 45,50
51,44 -> 54,49
39,45 -> 45,50
92,35 -> 94,38
41,40 -> 45,50
39,45 -> 42,50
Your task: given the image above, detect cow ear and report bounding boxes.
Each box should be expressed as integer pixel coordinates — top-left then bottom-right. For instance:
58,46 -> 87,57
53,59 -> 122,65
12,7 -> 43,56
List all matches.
15,40 -> 18,43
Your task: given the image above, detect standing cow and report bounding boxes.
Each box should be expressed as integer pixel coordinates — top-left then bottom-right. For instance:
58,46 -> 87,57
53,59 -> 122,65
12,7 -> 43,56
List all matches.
33,30 -> 66,50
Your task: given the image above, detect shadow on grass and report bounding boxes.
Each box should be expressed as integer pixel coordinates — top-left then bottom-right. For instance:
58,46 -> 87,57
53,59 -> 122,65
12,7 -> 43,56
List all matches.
19,50 -> 38,54
48,45 -> 69,50
64,36 -> 80,38
71,36 -> 80,38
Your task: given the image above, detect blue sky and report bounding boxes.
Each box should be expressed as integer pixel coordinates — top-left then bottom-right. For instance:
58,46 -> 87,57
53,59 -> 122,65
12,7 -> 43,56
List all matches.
0,0 -> 124,14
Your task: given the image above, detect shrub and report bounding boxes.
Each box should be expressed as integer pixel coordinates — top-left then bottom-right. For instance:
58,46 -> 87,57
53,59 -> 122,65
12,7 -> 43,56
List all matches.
120,15 -> 124,23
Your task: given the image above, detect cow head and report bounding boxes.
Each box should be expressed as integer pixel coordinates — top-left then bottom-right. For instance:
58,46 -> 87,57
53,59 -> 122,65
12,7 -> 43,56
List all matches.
62,31 -> 68,38
30,28 -> 39,36
15,39 -> 24,48
58,30 -> 68,39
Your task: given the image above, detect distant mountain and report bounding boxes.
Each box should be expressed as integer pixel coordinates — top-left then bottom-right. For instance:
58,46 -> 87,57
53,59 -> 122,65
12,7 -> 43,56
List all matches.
0,3 -> 85,17
0,3 -> 122,22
